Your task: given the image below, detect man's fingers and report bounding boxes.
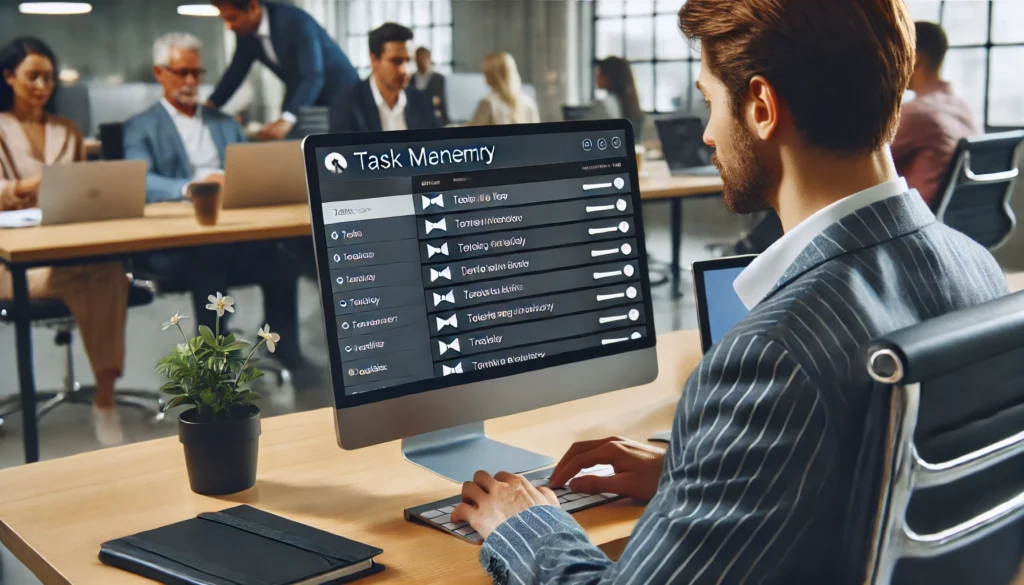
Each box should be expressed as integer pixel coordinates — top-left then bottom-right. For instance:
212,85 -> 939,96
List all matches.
569,472 -> 632,497
537,486 -> 559,506
550,442 -> 618,487
473,470 -> 497,492
461,481 -> 487,506
451,501 -> 476,524
552,437 -> 619,480
494,471 -> 525,485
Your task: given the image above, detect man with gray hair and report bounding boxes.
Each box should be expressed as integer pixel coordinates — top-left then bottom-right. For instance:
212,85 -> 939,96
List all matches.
124,32 -> 304,366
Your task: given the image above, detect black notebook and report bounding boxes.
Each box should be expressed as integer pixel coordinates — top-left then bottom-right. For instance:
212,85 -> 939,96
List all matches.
99,505 -> 384,585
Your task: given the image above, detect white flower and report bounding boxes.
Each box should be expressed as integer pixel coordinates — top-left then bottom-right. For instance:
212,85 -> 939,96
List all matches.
258,325 -> 280,353
161,311 -> 189,330
205,293 -> 235,317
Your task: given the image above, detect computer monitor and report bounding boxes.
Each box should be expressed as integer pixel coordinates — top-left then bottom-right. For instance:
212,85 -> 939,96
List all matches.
654,116 -> 718,175
302,120 -> 659,482
562,105 -> 596,121
692,256 -> 755,353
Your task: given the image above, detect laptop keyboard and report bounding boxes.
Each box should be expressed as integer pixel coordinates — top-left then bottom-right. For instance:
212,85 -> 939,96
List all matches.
405,465 -> 622,543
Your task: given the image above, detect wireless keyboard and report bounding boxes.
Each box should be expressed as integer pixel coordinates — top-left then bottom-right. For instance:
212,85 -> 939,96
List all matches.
405,465 -> 622,543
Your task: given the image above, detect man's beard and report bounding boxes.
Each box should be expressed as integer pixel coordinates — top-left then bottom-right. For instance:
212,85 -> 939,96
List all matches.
713,120 -> 775,214
175,87 -> 199,107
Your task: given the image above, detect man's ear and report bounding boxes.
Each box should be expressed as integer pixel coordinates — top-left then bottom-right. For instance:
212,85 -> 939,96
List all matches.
746,75 -> 780,142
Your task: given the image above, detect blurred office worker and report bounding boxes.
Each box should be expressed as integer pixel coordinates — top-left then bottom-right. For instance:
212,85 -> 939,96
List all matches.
330,23 -> 439,133
468,52 -> 540,126
0,37 -> 129,446
589,57 -> 645,140
414,46 -> 449,126
892,21 -> 982,206
207,0 -> 359,140
123,33 -> 302,365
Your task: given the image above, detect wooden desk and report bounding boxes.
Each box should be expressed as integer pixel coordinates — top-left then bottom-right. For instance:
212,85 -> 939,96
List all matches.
0,203 -> 313,464
638,160 -> 724,297
0,330 -> 699,585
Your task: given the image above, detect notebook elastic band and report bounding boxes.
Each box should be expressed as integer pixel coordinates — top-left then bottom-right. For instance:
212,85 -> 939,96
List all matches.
198,512 -> 359,564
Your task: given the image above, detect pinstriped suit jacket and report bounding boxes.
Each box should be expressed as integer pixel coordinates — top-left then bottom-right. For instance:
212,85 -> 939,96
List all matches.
478,191 -> 1009,585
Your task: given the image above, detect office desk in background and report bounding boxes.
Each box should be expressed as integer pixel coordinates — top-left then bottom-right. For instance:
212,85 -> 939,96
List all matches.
0,203 -> 312,464
0,330 -> 699,585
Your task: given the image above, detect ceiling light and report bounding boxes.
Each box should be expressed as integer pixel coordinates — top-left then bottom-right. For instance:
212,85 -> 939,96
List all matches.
177,4 -> 220,16
19,2 -> 92,15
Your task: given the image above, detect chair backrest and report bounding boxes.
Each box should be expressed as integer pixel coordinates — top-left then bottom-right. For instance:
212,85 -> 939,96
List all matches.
932,131 -> 1024,250
52,84 -> 92,139
862,291 -> 1024,585
98,123 -> 124,160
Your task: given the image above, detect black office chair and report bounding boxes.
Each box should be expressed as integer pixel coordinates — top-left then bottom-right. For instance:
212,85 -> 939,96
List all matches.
861,291 -> 1024,585
98,122 -> 125,161
0,281 -> 165,429
932,131 -> 1024,251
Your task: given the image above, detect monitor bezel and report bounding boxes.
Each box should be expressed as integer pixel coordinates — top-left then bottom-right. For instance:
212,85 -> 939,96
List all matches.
691,255 -> 757,354
302,119 -> 657,410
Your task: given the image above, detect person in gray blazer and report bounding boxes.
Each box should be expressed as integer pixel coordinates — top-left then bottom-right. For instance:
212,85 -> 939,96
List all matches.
449,1 -> 1017,585
124,33 -> 304,367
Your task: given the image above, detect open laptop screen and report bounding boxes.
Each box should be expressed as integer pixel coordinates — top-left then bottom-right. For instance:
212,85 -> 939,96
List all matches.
692,256 -> 756,353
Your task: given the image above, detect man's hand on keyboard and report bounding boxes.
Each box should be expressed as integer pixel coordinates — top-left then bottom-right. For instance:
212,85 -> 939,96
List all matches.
451,471 -> 559,541
549,436 -> 665,501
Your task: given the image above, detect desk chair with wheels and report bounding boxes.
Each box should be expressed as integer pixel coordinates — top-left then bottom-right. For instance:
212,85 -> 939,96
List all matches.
932,131 -> 1024,250
862,291 -> 1024,585
0,282 -> 165,429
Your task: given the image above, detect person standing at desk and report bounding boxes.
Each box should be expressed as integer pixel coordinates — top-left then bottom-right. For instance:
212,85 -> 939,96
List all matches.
206,0 -> 359,141
329,23 -> 439,134
0,37 -> 129,446
892,21 -> 982,207
123,32 -> 303,367
450,1 -> 1012,584
468,52 -> 540,126
414,46 -> 449,126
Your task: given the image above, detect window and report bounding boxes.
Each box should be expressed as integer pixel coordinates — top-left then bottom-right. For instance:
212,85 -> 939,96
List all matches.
298,0 -> 453,78
593,1 -> 700,114
594,0 -> 1024,128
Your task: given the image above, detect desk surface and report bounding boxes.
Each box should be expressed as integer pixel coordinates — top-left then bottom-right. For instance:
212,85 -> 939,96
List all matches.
0,203 -> 311,265
638,160 -> 723,201
0,330 -> 699,585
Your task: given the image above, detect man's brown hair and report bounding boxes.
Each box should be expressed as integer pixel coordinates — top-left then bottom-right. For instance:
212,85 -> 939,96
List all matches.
679,0 -> 915,154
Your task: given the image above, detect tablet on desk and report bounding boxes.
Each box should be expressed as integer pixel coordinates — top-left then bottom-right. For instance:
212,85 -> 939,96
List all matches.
692,255 -> 756,354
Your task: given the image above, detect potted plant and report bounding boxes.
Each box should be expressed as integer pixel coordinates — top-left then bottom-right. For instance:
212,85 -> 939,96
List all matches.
156,293 -> 281,496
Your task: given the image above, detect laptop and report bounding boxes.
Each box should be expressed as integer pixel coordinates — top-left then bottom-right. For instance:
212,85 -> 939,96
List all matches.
562,105 -> 596,121
692,255 -> 756,354
221,140 -> 307,209
654,116 -> 720,177
39,160 -> 146,226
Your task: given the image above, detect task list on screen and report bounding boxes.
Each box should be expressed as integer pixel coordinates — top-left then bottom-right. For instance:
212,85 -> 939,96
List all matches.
313,130 -> 650,396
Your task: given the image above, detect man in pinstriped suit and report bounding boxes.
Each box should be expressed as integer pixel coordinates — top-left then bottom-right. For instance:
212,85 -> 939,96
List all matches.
449,1 -> 1015,584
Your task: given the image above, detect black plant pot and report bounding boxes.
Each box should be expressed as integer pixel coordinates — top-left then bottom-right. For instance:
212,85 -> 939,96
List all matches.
178,404 -> 261,496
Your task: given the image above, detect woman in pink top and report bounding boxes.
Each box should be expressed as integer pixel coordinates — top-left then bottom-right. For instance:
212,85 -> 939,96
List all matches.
0,37 -> 128,446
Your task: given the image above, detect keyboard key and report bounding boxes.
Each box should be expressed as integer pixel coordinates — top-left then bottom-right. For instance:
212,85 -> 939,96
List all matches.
553,487 -> 571,496
562,493 -> 583,502
439,506 -> 456,514
563,494 -> 609,512
455,526 -> 476,536
466,532 -> 483,543
442,521 -> 468,530
430,514 -> 452,525
421,510 -> 443,519
601,493 -> 618,498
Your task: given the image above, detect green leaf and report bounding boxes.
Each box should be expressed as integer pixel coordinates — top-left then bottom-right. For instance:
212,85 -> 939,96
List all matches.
200,389 -> 217,406
222,341 -> 250,352
163,395 -> 190,411
198,326 -> 218,349
159,382 -> 185,395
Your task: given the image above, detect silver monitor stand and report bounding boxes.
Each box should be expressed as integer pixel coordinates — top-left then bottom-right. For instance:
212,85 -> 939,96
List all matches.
402,422 -> 553,483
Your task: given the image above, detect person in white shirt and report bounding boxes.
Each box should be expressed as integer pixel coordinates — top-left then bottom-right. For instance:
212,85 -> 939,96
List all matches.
329,23 -> 439,134
123,33 -> 305,368
468,52 -> 540,126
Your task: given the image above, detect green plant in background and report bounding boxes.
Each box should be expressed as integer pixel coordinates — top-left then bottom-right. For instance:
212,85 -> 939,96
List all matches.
156,293 -> 281,423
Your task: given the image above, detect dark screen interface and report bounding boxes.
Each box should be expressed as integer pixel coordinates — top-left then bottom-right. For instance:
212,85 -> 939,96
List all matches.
313,129 -> 651,396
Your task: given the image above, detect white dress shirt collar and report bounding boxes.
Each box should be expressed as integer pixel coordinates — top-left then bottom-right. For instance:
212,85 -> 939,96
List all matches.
733,177 -> 909,310
160,98 -> 200,121
370,76 -> 408,132
415,69 -> 433,92
256,6 -> 279,66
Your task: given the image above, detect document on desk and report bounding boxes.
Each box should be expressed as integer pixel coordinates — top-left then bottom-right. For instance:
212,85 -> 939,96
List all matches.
0,208 -> 42,228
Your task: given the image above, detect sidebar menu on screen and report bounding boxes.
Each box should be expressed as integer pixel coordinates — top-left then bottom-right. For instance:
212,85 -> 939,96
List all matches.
322,156 -> 647,396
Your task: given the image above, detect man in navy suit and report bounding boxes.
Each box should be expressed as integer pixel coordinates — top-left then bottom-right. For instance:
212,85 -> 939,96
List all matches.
449,1 -> 1016,584
329,23 -> 439,134
123,33 -> 303,365
207,0 -> 359,141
